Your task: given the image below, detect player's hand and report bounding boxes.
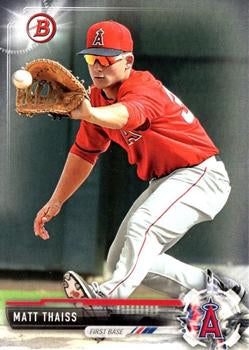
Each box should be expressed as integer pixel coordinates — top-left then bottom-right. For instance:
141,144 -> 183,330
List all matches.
70,98 -> 93,120
33,200 -> 62,240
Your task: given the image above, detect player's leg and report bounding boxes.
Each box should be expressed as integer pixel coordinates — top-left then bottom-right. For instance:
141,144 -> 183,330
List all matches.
100,196 -> 207,297
107,196 -> 206,294
106,161 -> 242,301
64,157 -> 232,299
97,159 -> 230,298
140,160 -> 232,294
142,252 -> 246,299
142,254 -> 206,296
107,222 -> 209,295
85,181 -> 201,296
64,183 -> 154,298
106,184 -> 154,274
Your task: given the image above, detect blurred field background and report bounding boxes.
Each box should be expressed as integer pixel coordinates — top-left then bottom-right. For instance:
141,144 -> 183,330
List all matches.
0,1 -> 248,346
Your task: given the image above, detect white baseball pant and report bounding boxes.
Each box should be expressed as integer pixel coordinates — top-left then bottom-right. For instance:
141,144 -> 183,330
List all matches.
99,156 -> 231,298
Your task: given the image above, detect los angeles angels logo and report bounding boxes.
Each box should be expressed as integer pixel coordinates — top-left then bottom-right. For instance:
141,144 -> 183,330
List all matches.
198,298 -> 223,339
180,289 -> 243,349
92,29 -> 104,46
120,130 -> 142,145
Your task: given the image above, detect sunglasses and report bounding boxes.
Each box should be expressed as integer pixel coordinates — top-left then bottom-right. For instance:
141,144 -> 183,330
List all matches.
84,54 -> 127,67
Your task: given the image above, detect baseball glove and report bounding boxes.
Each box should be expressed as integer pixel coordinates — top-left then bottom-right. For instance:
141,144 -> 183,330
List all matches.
15,59 -> 89,118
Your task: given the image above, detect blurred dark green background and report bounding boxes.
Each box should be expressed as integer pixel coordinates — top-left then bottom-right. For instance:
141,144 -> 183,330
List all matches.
0,0 -> 248,275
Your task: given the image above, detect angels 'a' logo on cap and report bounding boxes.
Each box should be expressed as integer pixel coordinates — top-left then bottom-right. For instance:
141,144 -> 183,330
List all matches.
92,29 -> 104,46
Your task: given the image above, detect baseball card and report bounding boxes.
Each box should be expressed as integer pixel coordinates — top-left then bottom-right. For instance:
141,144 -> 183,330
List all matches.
0,1 -> 248,349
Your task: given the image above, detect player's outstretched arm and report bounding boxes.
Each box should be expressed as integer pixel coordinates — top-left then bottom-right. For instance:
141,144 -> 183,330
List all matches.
70,98 -> 129,129
33,153 -> 94,240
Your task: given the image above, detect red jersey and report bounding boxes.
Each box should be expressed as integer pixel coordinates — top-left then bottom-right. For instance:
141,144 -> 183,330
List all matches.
70,69 -> 218,181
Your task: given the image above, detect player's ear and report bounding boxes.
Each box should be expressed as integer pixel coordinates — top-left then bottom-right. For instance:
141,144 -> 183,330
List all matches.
125,54 -> 134,69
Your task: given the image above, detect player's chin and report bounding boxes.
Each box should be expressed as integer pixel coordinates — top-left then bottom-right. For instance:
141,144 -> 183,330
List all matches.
92,77 -> 109,89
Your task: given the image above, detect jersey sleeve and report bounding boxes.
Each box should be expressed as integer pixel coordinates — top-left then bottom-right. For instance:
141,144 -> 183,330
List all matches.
118,73 -> 166,130
70,121 -> 111,165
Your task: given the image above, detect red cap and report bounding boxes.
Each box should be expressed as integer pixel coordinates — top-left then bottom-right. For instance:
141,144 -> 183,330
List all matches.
78,20 -> 133,56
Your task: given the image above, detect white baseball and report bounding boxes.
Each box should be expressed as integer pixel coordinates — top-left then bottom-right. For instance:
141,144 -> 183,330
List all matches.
12,70 -> 33,89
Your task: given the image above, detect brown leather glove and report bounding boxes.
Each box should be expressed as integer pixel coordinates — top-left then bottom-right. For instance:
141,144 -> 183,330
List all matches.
15,58 -> 89,118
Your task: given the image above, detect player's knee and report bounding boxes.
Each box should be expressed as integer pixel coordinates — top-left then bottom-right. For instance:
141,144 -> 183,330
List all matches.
127,208 -> 181,245
127,209 -> 151,237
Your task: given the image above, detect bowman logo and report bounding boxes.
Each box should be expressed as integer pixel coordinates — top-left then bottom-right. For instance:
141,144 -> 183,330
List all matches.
26,13 -> 56,43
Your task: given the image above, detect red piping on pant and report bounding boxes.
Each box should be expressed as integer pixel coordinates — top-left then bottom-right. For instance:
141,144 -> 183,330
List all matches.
108,167 -> 207,296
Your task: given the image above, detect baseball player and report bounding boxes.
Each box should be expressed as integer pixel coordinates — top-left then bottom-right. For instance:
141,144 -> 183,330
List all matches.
33,21 -> 246,303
